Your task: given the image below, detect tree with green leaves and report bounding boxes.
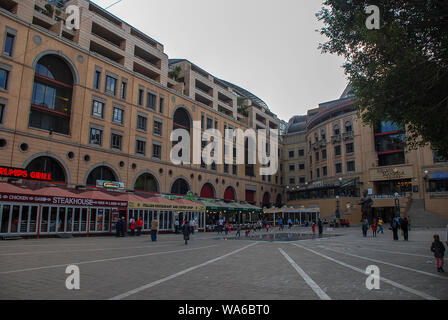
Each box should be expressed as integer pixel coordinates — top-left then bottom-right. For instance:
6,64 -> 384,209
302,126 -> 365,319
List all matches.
317,0 -> 448,158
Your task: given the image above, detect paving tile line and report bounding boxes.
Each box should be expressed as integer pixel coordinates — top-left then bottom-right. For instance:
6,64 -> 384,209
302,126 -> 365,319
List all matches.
317,246 -> 448,280
0,244 -> 219,275
291,243 -> 439,300
278,248 -> 331,300
0,244 -> 178,256
316,241 -> 448,262
109,242 -> 259,300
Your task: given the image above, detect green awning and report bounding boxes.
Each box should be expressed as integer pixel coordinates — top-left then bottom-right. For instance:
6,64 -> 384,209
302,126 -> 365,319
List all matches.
197,199 -> 262,213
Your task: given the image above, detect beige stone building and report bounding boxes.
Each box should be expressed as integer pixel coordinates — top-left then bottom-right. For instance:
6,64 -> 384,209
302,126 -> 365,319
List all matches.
0,0 -> 447,230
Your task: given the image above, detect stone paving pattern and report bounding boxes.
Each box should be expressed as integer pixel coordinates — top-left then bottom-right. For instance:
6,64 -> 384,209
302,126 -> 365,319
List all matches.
0,226 -> 447,300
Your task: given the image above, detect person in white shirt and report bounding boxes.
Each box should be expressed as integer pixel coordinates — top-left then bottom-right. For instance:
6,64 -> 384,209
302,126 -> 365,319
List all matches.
190,219 -> 195,235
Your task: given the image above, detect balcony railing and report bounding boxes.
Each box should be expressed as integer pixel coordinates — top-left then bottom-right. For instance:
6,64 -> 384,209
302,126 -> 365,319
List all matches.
343,131 -> 354,140
331,134 -> 342,144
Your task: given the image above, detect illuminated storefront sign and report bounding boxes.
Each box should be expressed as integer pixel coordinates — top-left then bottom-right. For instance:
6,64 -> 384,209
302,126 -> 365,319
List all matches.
0,166 -> 52,181
432,171 -> 448,180
96,180 -> 125,191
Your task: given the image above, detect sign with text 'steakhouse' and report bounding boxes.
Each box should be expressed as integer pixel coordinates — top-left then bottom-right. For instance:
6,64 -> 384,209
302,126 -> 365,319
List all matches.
0,166 -> 52,182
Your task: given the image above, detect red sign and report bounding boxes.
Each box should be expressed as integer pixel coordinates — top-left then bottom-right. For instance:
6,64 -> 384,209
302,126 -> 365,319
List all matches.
0,166 -> 52,182
0,192 -> 128,209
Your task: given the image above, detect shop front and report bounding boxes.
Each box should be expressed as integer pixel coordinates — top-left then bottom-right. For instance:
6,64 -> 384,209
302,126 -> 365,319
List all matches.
263,207 -> 320,226
127,197 -> 206,233
0,183 -> 127,238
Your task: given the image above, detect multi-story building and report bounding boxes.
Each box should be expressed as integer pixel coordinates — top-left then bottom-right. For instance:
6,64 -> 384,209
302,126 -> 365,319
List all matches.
0,0 -> 446,232
0,0 -> 284,213
284,89 -> 448,223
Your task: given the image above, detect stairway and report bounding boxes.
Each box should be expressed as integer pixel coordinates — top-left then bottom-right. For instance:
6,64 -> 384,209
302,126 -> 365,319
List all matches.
406,199 -> 448,228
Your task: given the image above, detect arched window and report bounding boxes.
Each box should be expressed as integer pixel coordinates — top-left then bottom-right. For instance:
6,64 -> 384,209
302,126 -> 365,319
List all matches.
171,178 -> 190,195
333,123 -> 340,135
224,187 -> 236,201
200,183 -> 215,199
262,192 -> 271,208
134,173 -> 159,193
275,194 -> 282,207
26,156 -> 66,183
29,55 -> 74,135
173,107 -> 191,132
345,120 -> 353,133
86,166 -> 117,186
321,129 -> 326,141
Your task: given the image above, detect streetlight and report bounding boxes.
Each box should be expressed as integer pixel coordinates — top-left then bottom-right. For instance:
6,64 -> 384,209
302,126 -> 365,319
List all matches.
394,192 -> 400,218
335,195 -> 341,219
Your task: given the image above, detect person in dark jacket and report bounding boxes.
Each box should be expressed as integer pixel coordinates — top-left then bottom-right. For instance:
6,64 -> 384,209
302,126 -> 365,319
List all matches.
318,219 -> 323,236
431,235 -> 445,273
183,220 -> 191,245
391,217 -> 400,241
399,217 -> 409,241
120,217 -> 126,237
115,218 -> 121,237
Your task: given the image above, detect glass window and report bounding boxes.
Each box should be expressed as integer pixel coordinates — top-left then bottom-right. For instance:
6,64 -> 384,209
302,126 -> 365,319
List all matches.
315,152 -> 320,162
3,33 -> 15,57
153,120 -> 162,136
346,143 -> 354,154
323,166 -> 328,176
112,107 -> 124,124
92,100 -> 104,118
375,134 -> 405,153
111,133 -> 122,150
94,71 -> 101,89
299,163 -> 305,170
289,177 -> 295,184
335,145 -> 342,156
159,97 -> 164,114
105,76 -> 117,95
232,164 -> 237,175
138,89 -> 144,106
378,152 -> 405,166
298,149 -> 305,157
316,168 -> 320,178
137,115 -> 147,131
345,121 -> 353,133
0,103 -> 4,123
120,81 -> 127,99
335,163 -> 342,174
0,69 -> 9,90
90,128 -> 102,145
322,149 -> 327,160
136,140 -> 146,155
206,117 -> 213,129
289,151 -> 295,158
147,92 -> 156,110
347,160 -> 355,172
152,143 -> 161,159
289,165 -> 295,172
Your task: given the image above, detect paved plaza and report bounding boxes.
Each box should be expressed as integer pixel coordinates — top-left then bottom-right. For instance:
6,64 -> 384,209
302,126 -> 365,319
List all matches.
0,227 -> 447,300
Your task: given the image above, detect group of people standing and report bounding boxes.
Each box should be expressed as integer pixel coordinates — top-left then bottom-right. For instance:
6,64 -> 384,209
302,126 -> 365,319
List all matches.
360,217 -> 410,241
311,219 -> 324,236
115,217 -> 159,242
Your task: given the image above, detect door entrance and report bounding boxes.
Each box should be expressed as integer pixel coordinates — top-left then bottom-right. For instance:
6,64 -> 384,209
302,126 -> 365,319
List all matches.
373,207 -> 395,224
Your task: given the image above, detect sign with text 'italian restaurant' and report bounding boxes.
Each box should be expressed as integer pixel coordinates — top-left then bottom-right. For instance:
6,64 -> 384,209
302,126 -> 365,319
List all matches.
0,166 -> 52,182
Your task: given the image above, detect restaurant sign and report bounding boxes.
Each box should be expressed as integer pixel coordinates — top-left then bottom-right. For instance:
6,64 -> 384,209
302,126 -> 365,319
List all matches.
0,166 -> 52,182
0,192 -> 127,208
370,165 -> 413,181
128,201 -> 205,211
96,180 -> 125,191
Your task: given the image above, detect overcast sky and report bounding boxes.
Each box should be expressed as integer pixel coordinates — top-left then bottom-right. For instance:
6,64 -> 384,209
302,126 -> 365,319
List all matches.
92,0 -> 348,122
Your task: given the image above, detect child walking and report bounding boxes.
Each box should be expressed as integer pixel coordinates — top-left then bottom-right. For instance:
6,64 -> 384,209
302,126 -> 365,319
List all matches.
431,235 -> 445,273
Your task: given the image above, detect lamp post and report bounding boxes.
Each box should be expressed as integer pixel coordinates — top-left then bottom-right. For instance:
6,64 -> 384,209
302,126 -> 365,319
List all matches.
394,192 -> 400,218
423,170 -> 429,211
335,195 -> 341,219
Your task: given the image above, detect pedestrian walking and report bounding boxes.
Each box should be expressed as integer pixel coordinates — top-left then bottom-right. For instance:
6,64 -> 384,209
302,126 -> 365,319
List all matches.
115,218 -> 121,237
371,220 -> 377,238
151,218 -> 159,242
120,217 -> 126,237
218,218 -> 224,234
130,219 -> 136,236
312,221 -> 316,235
361,219 -> 369,237
236,224 -> 241,238
190,219 -> 195,236
408,217 -> 412,231
279,218 -> 284,231
288,218 -> 292,229
378,218 -> 384,234
266,224 -> 270,232
391,217 -> 400,241
183,221 -> 191,245
174,219 -> 180,234
224,223 -> 229,235
318,219 -> 323,236
136,218 -> 143,236
399,216 -> 409,241
431,235 -> 445,273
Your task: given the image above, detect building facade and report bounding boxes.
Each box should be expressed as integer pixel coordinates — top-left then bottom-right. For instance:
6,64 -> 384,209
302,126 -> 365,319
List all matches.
0,0 -> 284,210
0,0 -> 447,228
